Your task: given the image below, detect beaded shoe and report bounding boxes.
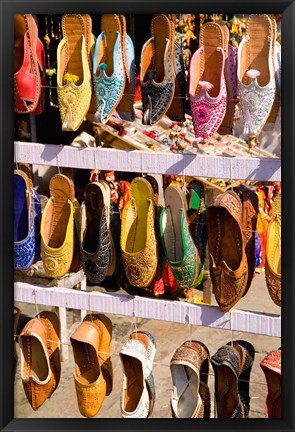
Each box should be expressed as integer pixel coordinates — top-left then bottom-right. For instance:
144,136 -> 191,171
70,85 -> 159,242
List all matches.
170,341 -> 210,418
57,14 -> 93,131
260,349 -> 281,418
140,14 -> 176,125
265,190 -> 281,306
19,311 -> 61,411
206,191 -> 248,312
14,169 -> 41,270
211,340 -> 255,418
79,182 -> 112,284
93,14 -> 126,124
120,177 -> 158,288
160,185 -> 201,292
120,330 -> 156,418
41,174 -> 76,278
189,22 -> 227,140
237,14 -> 276,143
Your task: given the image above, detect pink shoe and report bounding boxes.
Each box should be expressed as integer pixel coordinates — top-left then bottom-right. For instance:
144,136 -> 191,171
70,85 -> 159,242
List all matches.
189,22 -> 227,141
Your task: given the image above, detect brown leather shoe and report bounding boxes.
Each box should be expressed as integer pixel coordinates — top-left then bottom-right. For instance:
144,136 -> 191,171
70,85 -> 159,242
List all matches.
14,306 -> 21,380
260,349 -> 281,418
70,315 -> 112,417
206,191 -> 248,311
19,311 -> 61,411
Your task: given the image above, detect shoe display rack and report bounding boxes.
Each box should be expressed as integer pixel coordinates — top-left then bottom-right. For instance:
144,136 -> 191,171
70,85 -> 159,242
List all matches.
14,140 -> 281,339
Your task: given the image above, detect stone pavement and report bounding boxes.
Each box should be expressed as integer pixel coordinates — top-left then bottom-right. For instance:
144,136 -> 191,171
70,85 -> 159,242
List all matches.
14,271 -> 280,419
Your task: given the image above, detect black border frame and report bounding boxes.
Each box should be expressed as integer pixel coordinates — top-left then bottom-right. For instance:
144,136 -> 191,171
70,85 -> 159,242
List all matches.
1,1 -> 294,431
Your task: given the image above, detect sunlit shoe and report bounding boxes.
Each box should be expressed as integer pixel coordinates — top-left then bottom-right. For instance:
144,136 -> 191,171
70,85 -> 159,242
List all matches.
260,349 -> 281,418
93,14 -> 126,124
14,169 -> 41,270
265,190 -> 281,306
170,341 -> 210,418
237,14 -> 276,144
41,174 -> 76,278
140,14 -> 176,125
19,311 -> 61,411
120,177 -> 158,288
70,319 -> 108,417
189,22 -> 227,140
57,14 -> 93,131
79,182 -> 112,284
160,185 -> 201,292
206,191 -> 248,312
120,330 -> 156,418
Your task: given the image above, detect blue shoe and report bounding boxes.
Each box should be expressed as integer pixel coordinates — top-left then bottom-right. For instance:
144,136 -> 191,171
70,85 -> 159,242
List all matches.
93,14 -> 125,124
14,169 -> 41,270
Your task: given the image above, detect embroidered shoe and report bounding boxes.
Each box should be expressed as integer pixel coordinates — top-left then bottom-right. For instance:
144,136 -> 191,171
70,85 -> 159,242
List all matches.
260,349 -> 281,418
237,14 -> 276,140
19,311 -> 61,411
41,174 -> 76,278
120,177 -> 158,288
14,169 -> 41,270
159,185 -> 201,292
80,182 -> 112,284
189,22 -> 227,140
206,191 -> 248,312
93,14 -> 126,124
57,14 -> 93,131
170,341 -> 210,418
211,340 -> 255,418
140,14 -> 176,125
265,190 -> 281,306
267,15 -> 281,124
120,330 -> 156,418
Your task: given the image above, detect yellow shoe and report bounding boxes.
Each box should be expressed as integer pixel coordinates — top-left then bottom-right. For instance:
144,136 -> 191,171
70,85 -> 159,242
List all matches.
41,174 -> 75,278
57,14 -> 93,131
265,190 -> 281,306
120,177 -> 158,288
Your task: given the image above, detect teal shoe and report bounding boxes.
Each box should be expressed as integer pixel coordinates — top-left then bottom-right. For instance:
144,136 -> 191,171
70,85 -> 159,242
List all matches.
93,14 -> 125,124
159,186 -> 200,291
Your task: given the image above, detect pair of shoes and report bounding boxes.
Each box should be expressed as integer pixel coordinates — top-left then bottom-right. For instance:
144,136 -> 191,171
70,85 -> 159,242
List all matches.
14,14 -> 46,115
14,168 -> 41,270
70,313 -> 112,417
206,191 -> 248,311
260,349 -> 281,418
189,21 -> 231,140
120,330 -> 156,418
57,14 -> 94,131
79,181 -> 115,284
93,14 -> 135,124
211,340 -> 255,418
19,311 -> 61,411
41,173 -> 80,278
237,14 -> 279,146
140,14 -> 186,125
265,190 -> 281,306
159,185 -> 201,292
120,177 -> 158,288
170,341 -> 210,418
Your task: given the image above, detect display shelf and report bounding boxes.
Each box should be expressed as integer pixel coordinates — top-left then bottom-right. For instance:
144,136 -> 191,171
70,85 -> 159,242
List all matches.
14,282 -> 281,338
14,141 -> 281,182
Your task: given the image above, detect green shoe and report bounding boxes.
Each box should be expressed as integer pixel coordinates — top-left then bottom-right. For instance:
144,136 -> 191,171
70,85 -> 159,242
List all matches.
159,185 -> 200,291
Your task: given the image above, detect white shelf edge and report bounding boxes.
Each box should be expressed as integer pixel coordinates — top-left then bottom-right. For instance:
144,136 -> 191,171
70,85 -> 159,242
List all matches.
14,282 -> 281,338
14,141 -> 281,182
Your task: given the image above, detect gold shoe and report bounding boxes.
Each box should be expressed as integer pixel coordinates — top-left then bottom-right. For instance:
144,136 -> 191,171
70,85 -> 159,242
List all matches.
265,190 -> 281,306
57,14 -> 93,131
120,177 -> 158,288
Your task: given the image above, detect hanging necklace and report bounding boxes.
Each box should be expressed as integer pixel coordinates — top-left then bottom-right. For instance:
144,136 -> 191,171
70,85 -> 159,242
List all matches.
44,15 -> 59,108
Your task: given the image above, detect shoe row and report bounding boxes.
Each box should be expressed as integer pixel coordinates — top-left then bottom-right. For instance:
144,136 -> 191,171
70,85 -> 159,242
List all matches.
14,14 -> 280,145
14,168 -> 281,310
14,308 -> 281,418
